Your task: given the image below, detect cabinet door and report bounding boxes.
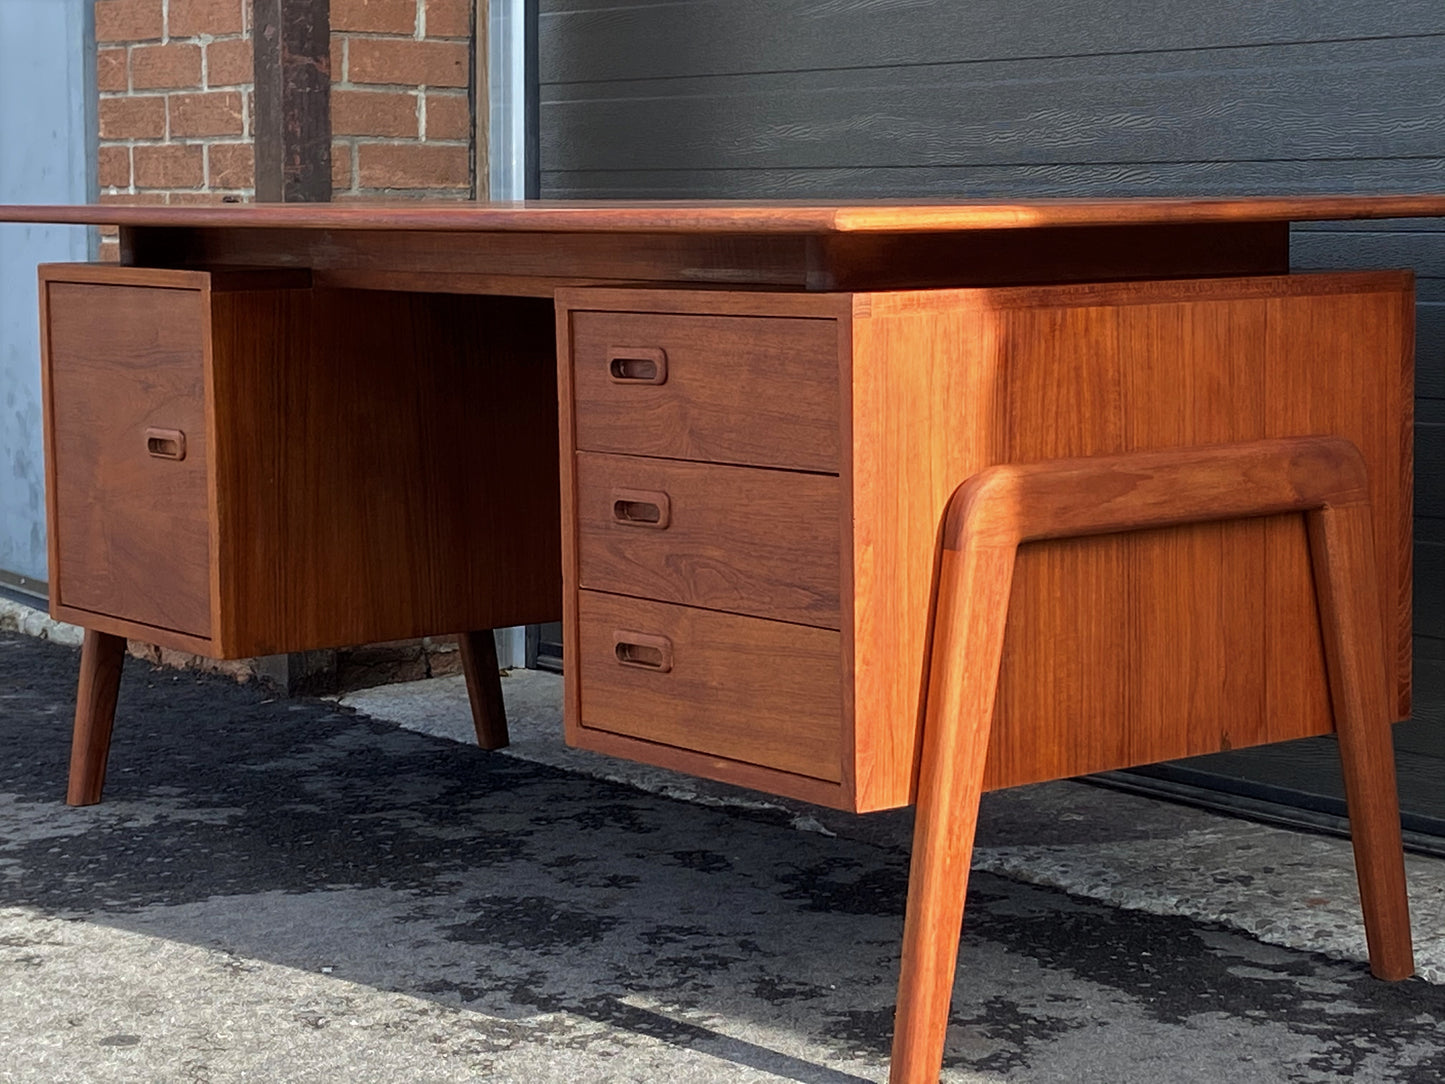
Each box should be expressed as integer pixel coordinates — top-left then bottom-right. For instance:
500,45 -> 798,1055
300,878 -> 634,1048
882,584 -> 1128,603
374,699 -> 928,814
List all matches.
45,281 -> 212,639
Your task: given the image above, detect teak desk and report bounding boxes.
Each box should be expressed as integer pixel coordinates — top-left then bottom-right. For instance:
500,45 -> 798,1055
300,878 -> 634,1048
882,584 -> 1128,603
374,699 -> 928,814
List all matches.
2,196 -> 1440,1083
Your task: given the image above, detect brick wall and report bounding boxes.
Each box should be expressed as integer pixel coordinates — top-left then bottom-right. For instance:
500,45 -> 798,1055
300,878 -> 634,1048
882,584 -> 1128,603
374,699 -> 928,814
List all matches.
330,0 -> 475,197
95,0 -> 477,262
95,0 -> 255,260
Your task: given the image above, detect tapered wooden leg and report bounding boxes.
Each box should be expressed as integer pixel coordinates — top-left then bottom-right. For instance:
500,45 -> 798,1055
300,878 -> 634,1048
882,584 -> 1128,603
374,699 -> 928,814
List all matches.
1307,503 -> 1414,980
67,629 -> 126,807
458,629 -> 509,750
891,543 -> 1017,1084
891,438 -> 1413,1082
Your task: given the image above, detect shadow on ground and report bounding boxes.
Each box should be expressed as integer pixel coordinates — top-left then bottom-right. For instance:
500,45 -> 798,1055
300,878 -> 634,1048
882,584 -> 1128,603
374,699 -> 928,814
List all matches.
4,630 -> 1445,1082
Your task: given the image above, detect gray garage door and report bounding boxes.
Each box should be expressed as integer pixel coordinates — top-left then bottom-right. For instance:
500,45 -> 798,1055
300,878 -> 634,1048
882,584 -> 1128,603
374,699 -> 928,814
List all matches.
538,1 -> 1445,829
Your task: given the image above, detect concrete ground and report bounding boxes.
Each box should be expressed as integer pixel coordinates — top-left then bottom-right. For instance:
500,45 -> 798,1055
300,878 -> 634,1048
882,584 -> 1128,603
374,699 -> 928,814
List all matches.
4,630 -> 1445,1082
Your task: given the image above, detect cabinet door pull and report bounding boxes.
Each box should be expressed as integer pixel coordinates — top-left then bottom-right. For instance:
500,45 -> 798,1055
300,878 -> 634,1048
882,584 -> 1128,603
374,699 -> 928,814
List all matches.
144,427 -> 187,461
611,488 -> 671,529
613,631 -> 673,673
607,346 -> 668,385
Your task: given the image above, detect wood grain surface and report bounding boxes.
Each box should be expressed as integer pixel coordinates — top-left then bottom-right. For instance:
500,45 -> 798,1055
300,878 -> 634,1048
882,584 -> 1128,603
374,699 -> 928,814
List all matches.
575,451 -> 841,628
8,194 -> 1445,233
65,629 -> 127,807
115,223 -> 1293,294
559,275 -> 1412,813
574,590 -> 843,783
43,277 -> 214,639
42,265 -> 564,658
891,435 -> 1413,1084
209,289 -> 563,656
569,310 -> 841,470
848,272 -> 1414,809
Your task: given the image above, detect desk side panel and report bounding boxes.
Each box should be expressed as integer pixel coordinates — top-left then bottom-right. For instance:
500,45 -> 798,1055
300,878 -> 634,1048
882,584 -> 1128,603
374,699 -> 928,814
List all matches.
210,289 -> 563,655
849,273 -> 1413,810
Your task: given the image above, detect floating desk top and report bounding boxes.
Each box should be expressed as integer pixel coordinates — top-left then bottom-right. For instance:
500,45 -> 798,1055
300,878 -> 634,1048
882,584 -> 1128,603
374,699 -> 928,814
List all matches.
4,193 -> 1445,233
7,195 -> 1445,295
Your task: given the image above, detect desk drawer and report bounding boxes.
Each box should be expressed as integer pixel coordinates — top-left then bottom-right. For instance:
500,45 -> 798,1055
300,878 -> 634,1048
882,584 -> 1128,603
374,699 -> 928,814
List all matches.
570,311 -> 840,471
45,279 -> 213,638
577,590 -> 843,783
576,451 -> 841,628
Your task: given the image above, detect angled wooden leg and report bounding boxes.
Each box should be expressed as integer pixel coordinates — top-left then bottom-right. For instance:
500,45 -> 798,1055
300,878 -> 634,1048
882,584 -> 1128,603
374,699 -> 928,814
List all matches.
891,436 -> 1412,1083
458,629 -> 509,750
891,542 -> 1017,1083
67,629 -> 126,807
1307,502 -> 1414,980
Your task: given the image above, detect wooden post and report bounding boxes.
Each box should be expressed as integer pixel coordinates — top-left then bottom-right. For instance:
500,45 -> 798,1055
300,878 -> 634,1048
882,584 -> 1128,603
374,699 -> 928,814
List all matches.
253,0 -> 332,204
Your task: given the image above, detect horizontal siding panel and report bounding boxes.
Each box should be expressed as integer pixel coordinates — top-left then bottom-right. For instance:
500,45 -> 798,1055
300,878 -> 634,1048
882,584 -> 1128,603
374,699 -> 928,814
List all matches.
1417,635 -> 1445,662
540,0 -> 1444,84
1418,541 -> 1445,640
541,159 -> 1445,200
1418,304 -> 1445,399
540,37 -> 1445,172
1417,416 -> 1445,521
1409,649 -> 1445,724
1292,231 -> 1445,278
1296,219 -> 1445,233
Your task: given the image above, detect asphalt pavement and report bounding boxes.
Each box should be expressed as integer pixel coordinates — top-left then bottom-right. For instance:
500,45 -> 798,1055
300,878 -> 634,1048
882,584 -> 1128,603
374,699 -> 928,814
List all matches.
4,629 -> 1445,1083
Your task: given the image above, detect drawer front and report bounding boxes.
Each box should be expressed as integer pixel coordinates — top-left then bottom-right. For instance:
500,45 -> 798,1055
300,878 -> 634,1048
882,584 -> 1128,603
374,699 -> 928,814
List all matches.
577,590 -> 843,783
570,311 -> 840,471
576,451 -> 841,628
46,282 -> 212,638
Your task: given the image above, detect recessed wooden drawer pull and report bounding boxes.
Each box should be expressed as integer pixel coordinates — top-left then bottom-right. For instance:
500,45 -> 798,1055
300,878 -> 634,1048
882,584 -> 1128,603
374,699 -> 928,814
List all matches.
607,346 -> 668,385
144,427 -> 187,461
611,488 -> 671,529
613,631 -> 673,672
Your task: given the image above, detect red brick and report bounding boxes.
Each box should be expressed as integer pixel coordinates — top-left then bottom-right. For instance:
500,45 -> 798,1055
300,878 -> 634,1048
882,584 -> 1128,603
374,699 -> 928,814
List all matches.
169,91 -> 245,136
333,0 -> 417,34
206,37 -> 253,86
332,141 -> 354,192
98,145 -> 131,189
99,239 -> 122,264
424,92 -> 470,139
357,142 -> 469,189
208,142 -> 255,189
134,144 -> 204,188
99,191 -> 167,205
99,95 -> 166,139
131,43 -> 203,90
333,90 -> 418,137
168,0 -> 245,37
97,48 -> 128,92
348,39 -> 468,88
95,0 -> 163,43
424,0 -> 471,38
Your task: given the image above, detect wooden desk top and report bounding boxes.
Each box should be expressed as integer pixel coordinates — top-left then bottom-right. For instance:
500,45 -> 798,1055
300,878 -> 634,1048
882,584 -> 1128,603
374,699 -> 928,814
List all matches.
3,194 -> 1445,234
7,196 -> 1442,293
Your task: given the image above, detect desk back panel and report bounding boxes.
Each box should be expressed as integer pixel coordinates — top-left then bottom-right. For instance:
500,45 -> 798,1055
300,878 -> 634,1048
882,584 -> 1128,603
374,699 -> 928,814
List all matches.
210,288 -> 564,656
